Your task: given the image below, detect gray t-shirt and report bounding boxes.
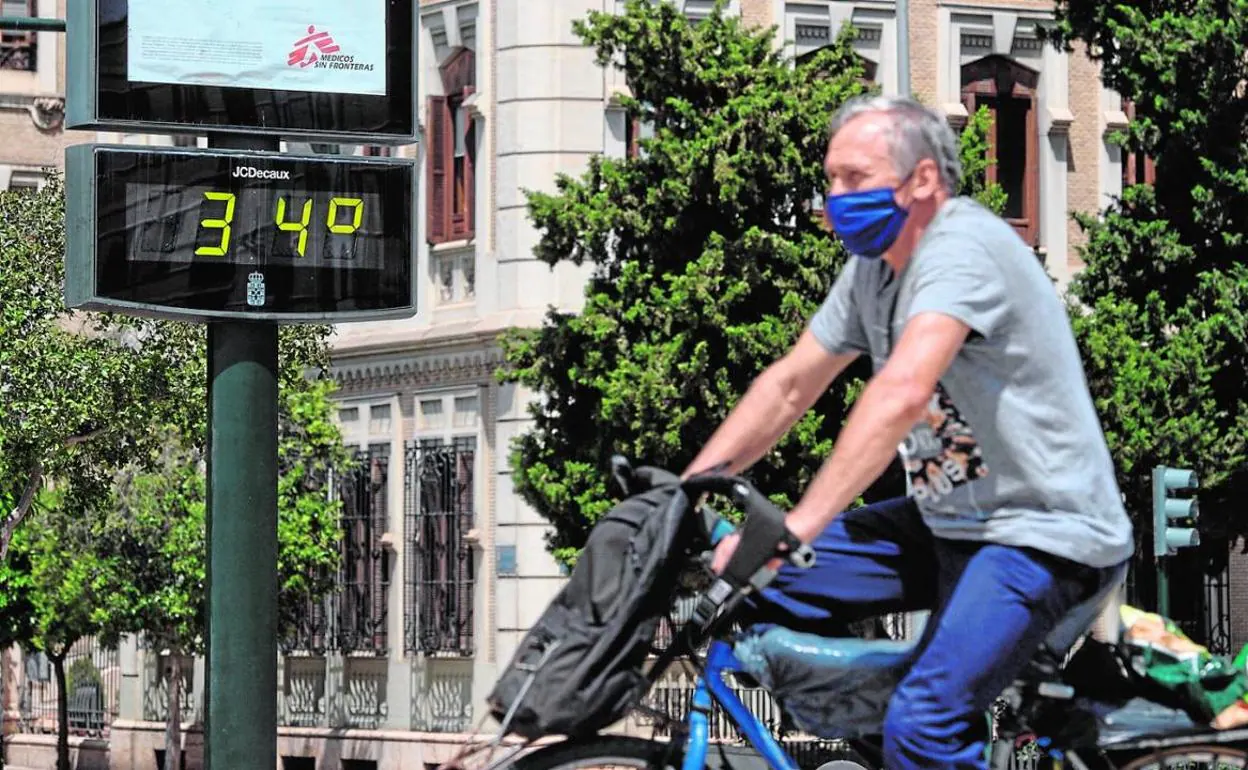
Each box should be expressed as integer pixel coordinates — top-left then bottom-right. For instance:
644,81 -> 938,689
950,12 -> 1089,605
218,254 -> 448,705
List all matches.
810,196 -> 1134,569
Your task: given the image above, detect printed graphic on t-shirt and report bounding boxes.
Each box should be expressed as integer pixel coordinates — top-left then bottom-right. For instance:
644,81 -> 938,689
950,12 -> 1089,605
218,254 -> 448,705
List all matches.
898,387 -> 989,505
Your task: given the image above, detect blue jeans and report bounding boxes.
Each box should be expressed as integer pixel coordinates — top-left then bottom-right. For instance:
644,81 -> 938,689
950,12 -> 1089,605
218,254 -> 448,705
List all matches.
743,497 -> 1117,770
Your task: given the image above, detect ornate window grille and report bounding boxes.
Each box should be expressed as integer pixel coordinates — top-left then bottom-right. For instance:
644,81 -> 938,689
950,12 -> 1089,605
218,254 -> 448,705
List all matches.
404,438 -> 476,656
284,444 -> 390,655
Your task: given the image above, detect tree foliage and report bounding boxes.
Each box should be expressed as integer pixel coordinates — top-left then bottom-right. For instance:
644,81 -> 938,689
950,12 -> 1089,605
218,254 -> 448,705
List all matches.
499,0 -> 1005,563
0,174 -> 348,769
0,484 -> 144,770
98,314 -> 346,770
1046,3 -> 1248,559
0,176 -> 193,561
107,376 -> 348,661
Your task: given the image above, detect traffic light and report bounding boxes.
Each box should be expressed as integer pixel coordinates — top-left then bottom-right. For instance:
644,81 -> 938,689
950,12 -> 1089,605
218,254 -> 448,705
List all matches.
1152,465 -> 1200,557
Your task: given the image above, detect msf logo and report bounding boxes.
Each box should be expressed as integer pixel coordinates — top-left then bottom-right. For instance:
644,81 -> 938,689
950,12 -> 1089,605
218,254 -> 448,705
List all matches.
288,25 -> 340,69
232,166 -> 292,181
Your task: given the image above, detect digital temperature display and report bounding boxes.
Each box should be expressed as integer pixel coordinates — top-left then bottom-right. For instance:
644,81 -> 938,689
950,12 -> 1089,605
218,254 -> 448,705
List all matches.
125,182 -> 385,269
65,144 -> 416,322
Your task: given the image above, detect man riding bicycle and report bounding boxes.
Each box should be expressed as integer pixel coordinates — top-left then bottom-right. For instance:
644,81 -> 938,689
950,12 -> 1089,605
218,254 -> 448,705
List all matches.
683,95 -> 1134,770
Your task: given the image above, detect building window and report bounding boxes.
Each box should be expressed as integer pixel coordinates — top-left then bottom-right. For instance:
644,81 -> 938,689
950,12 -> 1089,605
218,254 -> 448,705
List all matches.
623,111 -> 657,160
418,398 -> 445,430
625,114 -> 641,159
283,444 -> 390,655
1121,99 -> 1156,188
434,251 -> 475,306
427,47 -> 476,244
451,395 -> 478,428
336,444 -> 391,653
338,407 -> 360,425
496,545 -> 517,577
0,0 -> 36,72
961,55 -> 1040,247
369,404 -> 392,436
796,45 -> 878,88
7,170 -> 41,194
403,390 -> 480,657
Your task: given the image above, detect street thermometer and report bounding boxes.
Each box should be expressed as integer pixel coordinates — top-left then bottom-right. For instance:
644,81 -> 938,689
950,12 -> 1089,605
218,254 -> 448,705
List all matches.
66,144 -> 415,322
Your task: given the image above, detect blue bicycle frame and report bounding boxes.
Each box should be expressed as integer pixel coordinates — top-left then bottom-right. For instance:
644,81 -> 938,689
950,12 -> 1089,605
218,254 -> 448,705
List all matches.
679,517 -> 800,770
680,640 -> 800,770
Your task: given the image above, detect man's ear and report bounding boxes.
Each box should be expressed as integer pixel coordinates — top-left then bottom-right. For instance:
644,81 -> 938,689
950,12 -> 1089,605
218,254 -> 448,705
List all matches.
912,157 -> 943,201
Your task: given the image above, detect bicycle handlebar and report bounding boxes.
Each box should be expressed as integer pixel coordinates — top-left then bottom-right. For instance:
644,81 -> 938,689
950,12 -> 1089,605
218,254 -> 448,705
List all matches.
607,456 -> 815,572
609,456 -> 816,650
684,473 -> 816,571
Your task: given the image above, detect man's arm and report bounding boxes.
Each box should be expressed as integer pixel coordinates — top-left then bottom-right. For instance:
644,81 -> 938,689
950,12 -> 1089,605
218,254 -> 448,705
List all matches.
682,329 -> 859,479
783,312 -> 971,543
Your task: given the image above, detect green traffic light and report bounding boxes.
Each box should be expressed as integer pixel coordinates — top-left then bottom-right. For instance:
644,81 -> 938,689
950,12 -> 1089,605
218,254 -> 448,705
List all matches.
1152,465 -> 1200,558
1165,527 -> 1200,550
1164,497 -> 1198,520
1161,467 -> 1199,490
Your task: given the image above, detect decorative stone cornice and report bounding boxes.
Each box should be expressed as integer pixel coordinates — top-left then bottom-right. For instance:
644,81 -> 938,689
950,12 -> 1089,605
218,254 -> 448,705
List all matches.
331,338 -> 506,393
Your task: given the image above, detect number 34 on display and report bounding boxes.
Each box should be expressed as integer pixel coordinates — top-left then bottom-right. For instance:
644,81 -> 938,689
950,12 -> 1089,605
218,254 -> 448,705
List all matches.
195,191 -> 365,258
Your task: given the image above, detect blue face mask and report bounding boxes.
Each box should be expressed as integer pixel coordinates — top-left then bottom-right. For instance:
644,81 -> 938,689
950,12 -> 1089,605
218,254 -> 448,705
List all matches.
824,184 -> 910,259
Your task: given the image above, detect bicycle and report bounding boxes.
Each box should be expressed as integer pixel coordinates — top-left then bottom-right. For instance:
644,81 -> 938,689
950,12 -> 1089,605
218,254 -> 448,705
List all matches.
459,470 -> 1248,770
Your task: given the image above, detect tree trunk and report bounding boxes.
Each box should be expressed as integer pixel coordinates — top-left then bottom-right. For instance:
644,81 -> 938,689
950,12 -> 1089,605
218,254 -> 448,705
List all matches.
51,650 -> 69,770
164,653 -> 182,770
0,463 -> 44,563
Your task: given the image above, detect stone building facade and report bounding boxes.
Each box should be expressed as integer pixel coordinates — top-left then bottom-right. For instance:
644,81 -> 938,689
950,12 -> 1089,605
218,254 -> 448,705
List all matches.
0,0 -> 73,189
0,1 -> 1190,769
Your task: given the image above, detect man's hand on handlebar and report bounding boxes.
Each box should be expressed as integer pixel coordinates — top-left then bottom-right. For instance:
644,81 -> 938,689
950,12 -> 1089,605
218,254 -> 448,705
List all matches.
709,514 -> 822,576
711,532 -> 782,575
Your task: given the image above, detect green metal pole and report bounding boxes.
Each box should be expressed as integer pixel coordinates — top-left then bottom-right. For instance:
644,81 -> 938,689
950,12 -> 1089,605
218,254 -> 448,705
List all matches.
0,16 -> 65,32
204,135 -> 281,770
1156,557 -> 1169,618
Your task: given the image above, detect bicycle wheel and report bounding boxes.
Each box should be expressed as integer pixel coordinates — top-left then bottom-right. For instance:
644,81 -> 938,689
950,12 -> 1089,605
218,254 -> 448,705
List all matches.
505,735 -> 875,770
510,737 -> 684,770
1116,745 -> 1248,769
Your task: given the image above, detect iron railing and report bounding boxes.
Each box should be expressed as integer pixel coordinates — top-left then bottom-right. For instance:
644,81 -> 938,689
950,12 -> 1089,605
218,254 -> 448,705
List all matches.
1205,558 -> 1232,656
15,637 -> 120,737
284,446 -> 391,655
141,650 -> 198,724
640,669 -> 785,741
404,439 -> 476,656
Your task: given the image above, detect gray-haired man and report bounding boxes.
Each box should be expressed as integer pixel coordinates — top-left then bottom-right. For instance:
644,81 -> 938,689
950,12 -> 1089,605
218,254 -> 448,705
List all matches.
684,95 -> 1134,769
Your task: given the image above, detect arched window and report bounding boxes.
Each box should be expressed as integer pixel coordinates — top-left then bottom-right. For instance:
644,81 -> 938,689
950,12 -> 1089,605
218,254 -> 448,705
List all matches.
427,47 -> 476,243
961,54 -> 1040,247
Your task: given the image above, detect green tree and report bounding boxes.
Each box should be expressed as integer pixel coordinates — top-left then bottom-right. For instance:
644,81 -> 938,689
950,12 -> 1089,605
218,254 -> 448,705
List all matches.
0,173 -> 346,769
0,176 -> 200,561
1045,3 -> 1248,582
103,374 -> 347,770
498,0 -> 1005,564
0,490 -> 133,770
